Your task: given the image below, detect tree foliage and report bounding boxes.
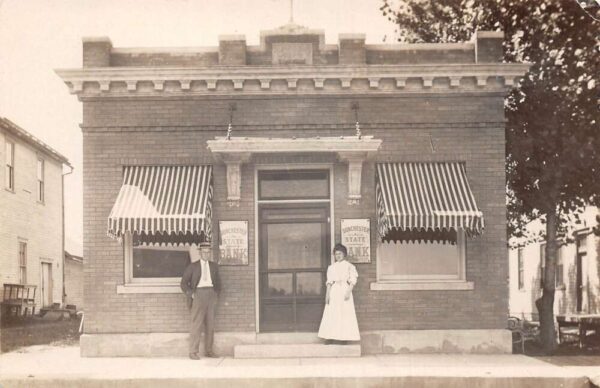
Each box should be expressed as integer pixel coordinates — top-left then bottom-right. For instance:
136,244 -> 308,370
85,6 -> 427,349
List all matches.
381,0 -> 600,353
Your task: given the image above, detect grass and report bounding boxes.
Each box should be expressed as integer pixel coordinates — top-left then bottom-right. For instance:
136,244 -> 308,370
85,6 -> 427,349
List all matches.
0,314 -> 82,353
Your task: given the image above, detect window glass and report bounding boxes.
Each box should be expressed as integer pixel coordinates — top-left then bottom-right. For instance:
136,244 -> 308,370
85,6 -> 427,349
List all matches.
132,245 -> 190,278
378,238 -> 461,280
5,142 -> 14,190
267,223 -> 322,269
37,159 -> 44,202
296,272 -> 323,296
259,170 -> 329,200
264,273 -> 293,297
518,248 -> 524,289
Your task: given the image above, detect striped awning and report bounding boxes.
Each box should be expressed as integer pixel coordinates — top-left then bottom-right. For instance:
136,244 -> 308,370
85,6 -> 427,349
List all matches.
376,162 -> 484,240
108,165 -> 213,241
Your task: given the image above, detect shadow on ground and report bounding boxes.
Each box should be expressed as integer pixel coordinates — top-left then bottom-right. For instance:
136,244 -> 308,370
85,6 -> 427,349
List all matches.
0,315 -> 81,353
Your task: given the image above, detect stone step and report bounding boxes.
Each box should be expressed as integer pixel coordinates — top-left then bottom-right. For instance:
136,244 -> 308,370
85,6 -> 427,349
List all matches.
234,343 -> 361,358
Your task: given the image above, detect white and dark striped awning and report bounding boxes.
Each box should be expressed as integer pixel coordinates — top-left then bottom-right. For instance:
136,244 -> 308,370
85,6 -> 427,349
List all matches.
108,165 -> 213,241
376,162 -> 484,240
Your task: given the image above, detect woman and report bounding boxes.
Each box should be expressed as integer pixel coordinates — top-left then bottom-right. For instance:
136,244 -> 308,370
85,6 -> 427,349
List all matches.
318,243 -> 360,343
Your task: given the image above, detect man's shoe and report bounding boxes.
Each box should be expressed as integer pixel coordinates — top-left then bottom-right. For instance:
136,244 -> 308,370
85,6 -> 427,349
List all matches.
189,353 -> 200,360
205,351 -> 217,358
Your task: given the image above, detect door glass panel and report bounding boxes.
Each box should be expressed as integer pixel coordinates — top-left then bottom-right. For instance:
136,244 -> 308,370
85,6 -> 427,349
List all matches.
259,170 -> 329,200
267,223 -> 322,269
296,272 -> 323,296
264,273 -> 293,297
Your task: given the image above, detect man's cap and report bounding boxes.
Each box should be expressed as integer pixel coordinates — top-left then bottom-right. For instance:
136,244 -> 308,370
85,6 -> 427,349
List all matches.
198,241 -> 212,248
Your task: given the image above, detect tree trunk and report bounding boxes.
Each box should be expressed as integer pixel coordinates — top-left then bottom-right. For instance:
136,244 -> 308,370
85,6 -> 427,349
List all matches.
539,208 -> 558,354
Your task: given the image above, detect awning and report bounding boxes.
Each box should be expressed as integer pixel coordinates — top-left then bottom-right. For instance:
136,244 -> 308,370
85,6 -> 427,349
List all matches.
376,162 -> 484,241
107,165 -> 213,241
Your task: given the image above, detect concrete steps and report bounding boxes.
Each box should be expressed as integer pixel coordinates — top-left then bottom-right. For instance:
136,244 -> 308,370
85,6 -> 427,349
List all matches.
234,343 -> 361,358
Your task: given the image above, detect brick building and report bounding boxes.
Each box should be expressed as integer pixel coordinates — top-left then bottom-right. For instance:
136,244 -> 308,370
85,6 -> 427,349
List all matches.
1,117 -> 71,310
57,24 -> 529,357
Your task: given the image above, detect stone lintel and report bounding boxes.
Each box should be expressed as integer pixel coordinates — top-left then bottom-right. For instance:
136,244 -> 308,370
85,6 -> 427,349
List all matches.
207,136 -> 381,206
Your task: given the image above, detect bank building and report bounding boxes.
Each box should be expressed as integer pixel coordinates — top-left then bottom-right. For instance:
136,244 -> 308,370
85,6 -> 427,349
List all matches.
57,22 -> 529,357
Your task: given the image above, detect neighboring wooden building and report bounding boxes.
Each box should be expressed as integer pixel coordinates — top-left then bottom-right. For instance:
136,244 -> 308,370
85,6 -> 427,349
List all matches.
0,117 -> 71,312
57,23 -> 528,357
64,251 -> 83,310
509,207 -> 600,321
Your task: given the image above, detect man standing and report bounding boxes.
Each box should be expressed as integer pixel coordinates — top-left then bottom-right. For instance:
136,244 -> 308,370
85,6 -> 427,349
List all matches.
180,241 -> 220,359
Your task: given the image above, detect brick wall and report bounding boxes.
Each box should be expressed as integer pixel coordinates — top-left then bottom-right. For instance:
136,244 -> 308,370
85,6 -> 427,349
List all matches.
0,129 -> 64,307
82,93 -> 508,334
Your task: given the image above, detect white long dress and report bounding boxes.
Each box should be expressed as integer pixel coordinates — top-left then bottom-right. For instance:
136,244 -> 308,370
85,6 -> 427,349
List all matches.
317,260 -> 360,341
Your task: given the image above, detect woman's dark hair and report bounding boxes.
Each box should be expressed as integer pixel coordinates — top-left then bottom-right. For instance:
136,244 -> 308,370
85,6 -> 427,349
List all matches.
332,243 -> 347,256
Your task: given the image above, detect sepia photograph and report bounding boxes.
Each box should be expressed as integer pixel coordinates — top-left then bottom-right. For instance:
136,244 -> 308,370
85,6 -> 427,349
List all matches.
0,0 -> 599,386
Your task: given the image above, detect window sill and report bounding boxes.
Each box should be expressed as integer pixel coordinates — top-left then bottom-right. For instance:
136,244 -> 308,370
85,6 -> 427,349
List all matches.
116,284 -> 181,294
370,281 -> 474,291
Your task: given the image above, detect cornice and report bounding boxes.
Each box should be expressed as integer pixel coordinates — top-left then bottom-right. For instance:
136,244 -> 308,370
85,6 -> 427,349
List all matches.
56,63 -> 530,97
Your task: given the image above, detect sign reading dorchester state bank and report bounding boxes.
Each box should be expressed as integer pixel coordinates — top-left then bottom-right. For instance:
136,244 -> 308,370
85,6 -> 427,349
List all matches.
219,221 -> 249,265
341,219 -> 371,263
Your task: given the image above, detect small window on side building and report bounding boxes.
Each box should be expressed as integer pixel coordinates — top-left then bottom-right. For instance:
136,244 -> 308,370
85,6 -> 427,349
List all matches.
5,141 -> 14,190
517,247 -> 524,290
37,158 -> 44,203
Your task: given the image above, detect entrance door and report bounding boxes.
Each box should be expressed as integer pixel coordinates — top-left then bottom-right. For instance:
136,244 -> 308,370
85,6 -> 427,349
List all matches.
259,205 -> 329,332
41,262 -> 53,307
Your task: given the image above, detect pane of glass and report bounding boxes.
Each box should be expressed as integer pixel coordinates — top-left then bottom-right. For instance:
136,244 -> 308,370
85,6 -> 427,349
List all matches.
6,143 -> 13,165
296,272 -> 323,296
132,247 -> 190,278
267,223 -> 322,269
259,170 -> 328,199
264,273 -> 293,296
37,159 -> 43,181
378,240 -> 460,278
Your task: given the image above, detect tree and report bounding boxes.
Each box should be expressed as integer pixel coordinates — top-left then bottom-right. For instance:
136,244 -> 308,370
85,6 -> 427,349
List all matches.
380,0 -> 600,354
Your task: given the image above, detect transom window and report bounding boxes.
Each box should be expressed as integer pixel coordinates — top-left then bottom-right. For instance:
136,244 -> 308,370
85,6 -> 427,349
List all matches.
258,170 -> 329,200
377,230 -> 465,281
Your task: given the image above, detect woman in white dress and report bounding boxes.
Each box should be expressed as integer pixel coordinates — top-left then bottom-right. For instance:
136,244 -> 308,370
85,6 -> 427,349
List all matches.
318,243 -> 360,343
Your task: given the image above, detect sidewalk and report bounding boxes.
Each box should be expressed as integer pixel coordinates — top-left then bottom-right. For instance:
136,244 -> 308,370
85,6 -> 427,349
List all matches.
1,345 -> 599,388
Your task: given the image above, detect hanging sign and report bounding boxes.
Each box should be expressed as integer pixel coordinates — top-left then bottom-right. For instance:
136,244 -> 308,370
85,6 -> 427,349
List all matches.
218,221 -> 249,265
341,218 -> 371,263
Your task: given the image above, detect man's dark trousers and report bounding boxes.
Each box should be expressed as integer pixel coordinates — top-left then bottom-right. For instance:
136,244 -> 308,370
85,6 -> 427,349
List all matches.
190,287 -> 217,355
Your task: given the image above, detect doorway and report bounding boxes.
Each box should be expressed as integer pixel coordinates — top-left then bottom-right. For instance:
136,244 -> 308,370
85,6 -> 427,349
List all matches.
257,169 -> 331,332
41,262 -> 53,307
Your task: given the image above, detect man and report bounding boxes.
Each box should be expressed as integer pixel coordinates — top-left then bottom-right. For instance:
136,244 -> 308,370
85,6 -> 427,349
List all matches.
180,241 -> 220,360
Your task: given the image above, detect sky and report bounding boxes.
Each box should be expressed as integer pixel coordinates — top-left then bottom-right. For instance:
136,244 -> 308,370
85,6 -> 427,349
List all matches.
0,0 -> 396,256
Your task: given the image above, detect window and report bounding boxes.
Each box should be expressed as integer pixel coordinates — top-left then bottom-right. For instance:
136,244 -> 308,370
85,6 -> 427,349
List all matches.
517,248 -> 524,290
377,230 -> 466,282
556,248 -> 564,287
124,233 -> 191,284
5,141 -> 14,190
18,242 -> 27,284
540,243 -> 546,288
540,242 -> 563,288
258,170 -> 329,200
37,158 -> 44,202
